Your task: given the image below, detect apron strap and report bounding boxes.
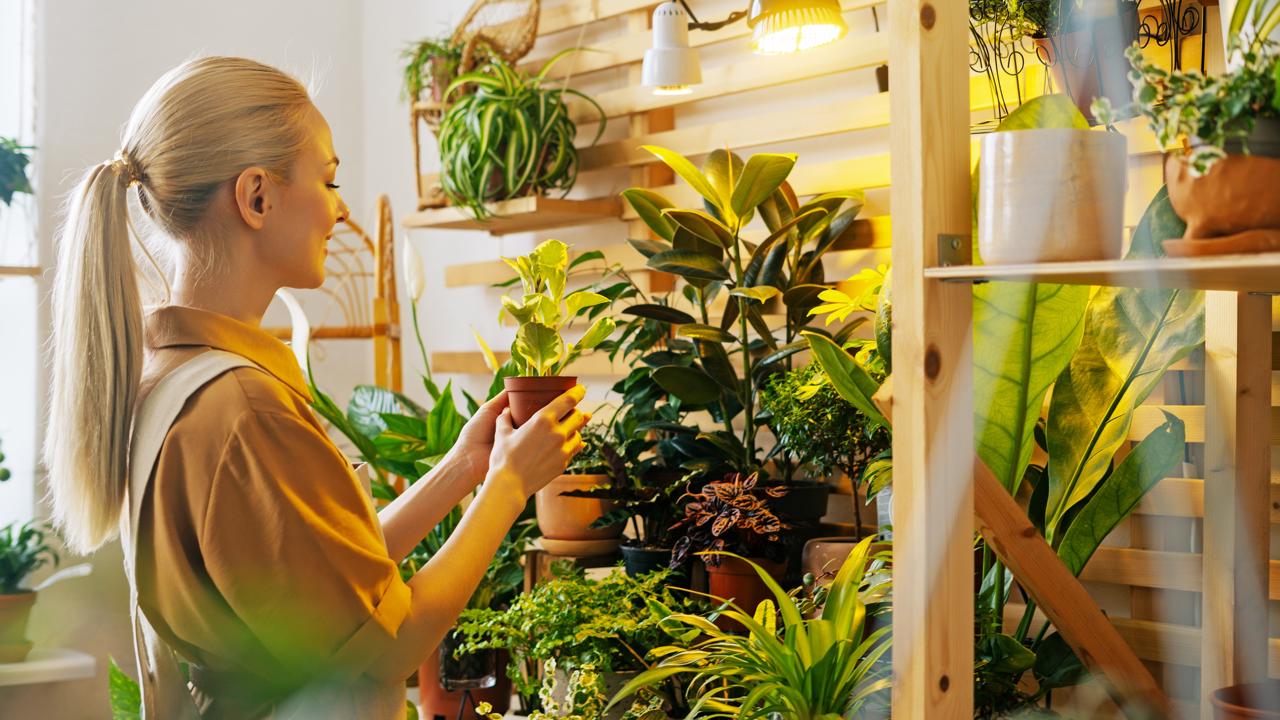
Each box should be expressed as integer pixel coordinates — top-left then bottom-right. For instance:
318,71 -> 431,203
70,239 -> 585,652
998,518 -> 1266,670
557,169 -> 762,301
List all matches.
121,350 -> 258,720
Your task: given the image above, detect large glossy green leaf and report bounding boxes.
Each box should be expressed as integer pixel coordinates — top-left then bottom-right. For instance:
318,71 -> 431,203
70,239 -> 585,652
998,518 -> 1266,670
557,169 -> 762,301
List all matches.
702,149 -> 746,225
974,283 -> 1089,494
651,365 -> 721,404
627,237 -> 669,259
1043,189 -> 1203,541
512,321 -> 563,376
998,94 -> 1090,131
730,153 -> 797,219
678,323 -> 738,344
642,145 -> 723,213
565,289 -> 609,318
622,303 -> 696,324
621,188 -> 676,241
664,208 -> 735,249
647,249 -> 730,281
347,385 -> 426,441
802,331 -> 887,429
1057,412 -> 1184,575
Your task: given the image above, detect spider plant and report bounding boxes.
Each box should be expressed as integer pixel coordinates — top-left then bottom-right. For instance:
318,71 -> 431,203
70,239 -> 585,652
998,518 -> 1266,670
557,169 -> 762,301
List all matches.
438,49 -> 606,219
609,535 -> 892,719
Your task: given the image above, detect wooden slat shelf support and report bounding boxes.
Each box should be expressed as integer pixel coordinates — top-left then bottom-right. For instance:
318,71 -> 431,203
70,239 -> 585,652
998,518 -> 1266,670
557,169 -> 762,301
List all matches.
974,460 -> 1172,717
401,196 -> 621,236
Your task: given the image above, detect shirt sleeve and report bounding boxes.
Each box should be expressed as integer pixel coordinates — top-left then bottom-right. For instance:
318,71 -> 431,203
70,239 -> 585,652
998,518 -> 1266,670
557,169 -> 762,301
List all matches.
200,409 -> 412,683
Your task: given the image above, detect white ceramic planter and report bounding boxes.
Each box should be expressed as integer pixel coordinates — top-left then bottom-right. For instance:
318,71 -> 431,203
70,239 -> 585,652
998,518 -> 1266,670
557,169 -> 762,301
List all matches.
978,128 -> 1128,264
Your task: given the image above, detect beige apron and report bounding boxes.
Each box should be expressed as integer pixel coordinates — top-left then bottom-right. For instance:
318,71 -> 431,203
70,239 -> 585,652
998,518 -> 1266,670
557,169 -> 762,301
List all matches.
121,349 -> 406,720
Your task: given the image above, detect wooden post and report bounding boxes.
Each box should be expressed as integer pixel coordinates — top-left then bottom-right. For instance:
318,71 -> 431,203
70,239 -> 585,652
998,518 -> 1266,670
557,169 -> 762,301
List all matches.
888,0 -> 975,713
1200,291 -> 1271,718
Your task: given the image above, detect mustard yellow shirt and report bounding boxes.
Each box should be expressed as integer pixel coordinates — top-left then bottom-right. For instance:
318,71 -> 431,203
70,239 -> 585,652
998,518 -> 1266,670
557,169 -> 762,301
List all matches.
134,305 -> 411,717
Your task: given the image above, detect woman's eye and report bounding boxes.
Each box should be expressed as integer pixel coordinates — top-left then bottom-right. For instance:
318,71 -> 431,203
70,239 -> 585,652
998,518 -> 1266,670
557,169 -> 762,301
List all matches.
326,183 -> 341,190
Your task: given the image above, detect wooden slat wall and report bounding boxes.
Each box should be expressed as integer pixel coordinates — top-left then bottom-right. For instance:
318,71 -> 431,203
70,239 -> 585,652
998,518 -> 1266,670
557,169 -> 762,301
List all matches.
422,1 -> 1245,714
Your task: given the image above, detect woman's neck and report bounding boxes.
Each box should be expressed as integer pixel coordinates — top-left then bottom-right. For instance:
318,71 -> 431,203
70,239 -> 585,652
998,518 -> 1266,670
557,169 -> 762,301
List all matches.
171,260 -> 276,327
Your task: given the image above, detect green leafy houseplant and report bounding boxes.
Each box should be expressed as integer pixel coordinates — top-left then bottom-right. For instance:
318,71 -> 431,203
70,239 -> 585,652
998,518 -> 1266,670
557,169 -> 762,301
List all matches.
0,520 -> 58,595
1097,43 -> 1280,176
455,563 -> 701,714
401,37 -> 467,104
496,239 -> 617,378
0,437 -> 11,482
968,97 -> 1201,715
0,137 -> 34,207
620,146 -> 867,476
610,535 -> 893,719
438,50 -> 606,219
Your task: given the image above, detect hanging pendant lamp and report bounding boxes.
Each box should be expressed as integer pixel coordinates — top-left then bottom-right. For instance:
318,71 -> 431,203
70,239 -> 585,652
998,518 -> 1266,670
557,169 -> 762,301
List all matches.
642,2 -> 702,95
748,0 -> 848,54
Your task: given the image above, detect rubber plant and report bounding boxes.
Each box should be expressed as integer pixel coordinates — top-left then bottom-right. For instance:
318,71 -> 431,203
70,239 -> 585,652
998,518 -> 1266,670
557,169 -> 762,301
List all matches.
620,146 -> 866,475
438,50 -> 605,219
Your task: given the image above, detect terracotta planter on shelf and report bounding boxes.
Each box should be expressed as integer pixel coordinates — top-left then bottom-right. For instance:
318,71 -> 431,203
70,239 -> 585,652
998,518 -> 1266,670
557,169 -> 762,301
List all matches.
1163,121 -> 1280,257
536,474 -> 623,556
978,128 -> 1128,264
504,375 -> 578,427
1212,681 -> 1280,719
706,555 -> 786,630
0,591 -> 36,663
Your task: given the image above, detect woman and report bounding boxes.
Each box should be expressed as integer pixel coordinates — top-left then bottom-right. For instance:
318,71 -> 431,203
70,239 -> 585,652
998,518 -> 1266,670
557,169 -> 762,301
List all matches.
43,57 -> 586,718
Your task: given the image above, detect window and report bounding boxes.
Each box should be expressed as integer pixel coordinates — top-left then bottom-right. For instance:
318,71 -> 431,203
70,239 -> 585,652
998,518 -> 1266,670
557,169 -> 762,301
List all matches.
0,0 -> 38,527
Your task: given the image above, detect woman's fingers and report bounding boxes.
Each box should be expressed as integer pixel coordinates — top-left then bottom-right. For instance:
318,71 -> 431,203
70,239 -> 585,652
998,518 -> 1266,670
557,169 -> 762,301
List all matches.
544,385 -> 586,421
495,407 -> 515,438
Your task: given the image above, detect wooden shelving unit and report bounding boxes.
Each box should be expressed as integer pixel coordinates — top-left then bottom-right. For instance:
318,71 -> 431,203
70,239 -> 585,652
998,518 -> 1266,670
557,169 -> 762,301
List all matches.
401,196 -> 621,236
926,253 -> 1280,293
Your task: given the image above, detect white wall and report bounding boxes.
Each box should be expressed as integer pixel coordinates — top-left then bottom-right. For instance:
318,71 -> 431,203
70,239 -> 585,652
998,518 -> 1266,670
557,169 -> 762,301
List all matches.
5,2 -> 368,716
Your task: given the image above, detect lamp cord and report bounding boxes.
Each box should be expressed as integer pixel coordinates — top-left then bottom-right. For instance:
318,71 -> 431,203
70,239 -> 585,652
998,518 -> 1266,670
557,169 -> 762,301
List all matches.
678,0 -> 754,31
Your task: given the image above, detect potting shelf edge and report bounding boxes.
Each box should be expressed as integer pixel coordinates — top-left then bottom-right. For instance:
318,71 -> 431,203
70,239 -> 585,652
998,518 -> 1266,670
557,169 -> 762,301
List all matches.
401,196 -> 621,235
0,649 -> 95,687
925,252 -> 1280,293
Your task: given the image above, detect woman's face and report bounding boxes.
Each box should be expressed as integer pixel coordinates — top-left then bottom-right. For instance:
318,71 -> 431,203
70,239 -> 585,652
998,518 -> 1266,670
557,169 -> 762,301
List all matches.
261,105 -> 349,290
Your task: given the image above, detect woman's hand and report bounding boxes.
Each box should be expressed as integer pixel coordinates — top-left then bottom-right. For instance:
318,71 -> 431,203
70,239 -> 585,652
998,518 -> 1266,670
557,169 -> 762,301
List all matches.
486,385 -> 590,500
446,391 -> 511,487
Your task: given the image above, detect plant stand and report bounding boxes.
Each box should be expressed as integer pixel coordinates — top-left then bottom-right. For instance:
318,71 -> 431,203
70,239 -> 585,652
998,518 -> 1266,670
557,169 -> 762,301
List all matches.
890,0 -> 1271,716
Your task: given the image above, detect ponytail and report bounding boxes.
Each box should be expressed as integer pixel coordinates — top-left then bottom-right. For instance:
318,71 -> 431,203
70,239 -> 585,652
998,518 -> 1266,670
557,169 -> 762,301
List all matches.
45,160 -> 143,553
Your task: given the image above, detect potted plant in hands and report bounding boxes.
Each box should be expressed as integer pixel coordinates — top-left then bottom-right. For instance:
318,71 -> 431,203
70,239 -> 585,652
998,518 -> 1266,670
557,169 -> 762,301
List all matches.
0,521 -> 59,662
1097,34 -> 1280,255
536,421 -> 626,556
495,238 -> 616,426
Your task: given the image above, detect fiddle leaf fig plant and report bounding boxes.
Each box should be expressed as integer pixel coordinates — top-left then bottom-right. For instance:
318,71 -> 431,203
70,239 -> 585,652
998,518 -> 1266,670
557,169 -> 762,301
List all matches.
500,239 -> 617,377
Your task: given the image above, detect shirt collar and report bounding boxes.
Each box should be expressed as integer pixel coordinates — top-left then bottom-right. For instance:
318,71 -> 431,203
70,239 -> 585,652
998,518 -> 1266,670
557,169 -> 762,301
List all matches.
144,305 -> 313,402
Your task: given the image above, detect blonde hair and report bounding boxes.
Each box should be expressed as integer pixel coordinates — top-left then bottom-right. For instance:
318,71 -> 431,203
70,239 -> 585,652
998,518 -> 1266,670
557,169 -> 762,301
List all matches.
46,57 -> 316,553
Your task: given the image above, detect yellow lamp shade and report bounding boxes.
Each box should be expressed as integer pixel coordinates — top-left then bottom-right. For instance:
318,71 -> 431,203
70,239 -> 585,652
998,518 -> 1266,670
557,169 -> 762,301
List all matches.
748,0 -> 848,54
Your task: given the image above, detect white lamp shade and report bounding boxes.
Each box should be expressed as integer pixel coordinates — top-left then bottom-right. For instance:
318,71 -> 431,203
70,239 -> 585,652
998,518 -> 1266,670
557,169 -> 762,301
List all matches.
642,2 -> 702,91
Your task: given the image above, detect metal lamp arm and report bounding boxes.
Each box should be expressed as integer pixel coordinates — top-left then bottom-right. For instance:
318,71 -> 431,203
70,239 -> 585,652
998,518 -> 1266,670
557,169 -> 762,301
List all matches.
679,0 -> 753,31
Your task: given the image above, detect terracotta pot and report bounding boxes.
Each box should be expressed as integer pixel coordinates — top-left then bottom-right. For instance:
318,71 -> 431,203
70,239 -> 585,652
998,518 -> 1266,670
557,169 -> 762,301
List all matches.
801,537 -> 890,584
706,556 -> 786,630
1163,149 -> 1280,257
504,375 -> 578,428
979,128 -> 1128,264
536,474 -> 623,549
417,646 -> 511,720
1212,681 -> 1280,719
0,591 -> 35,662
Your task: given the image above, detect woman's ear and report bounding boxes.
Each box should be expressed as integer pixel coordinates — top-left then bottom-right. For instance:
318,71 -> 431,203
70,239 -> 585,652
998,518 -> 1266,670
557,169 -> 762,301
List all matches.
233,166 -> 272,230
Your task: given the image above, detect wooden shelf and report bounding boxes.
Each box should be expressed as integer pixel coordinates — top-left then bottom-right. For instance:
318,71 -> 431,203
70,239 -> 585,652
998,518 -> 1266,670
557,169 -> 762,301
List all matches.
401,196 -> 621,236
925,253 -> 1280,293
0,649 -> 95,687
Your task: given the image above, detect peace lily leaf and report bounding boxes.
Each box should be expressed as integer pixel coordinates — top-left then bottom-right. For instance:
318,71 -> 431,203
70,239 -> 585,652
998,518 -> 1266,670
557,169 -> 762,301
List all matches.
730,153 -> 797,218
1044,188 -> 1203,541
802,331 -> 887,429
642,145 -> 723,213
513,321 -> 563,376
621,188 -> 677,241
1033,632 -> 1086,691
663,208 -> 736,249
678,323 -> 738,344
565,290 -> 609,318
472,329 -> 501,372
647,249 -> 731,282
978,632 -> 1037,675
729,286 -> 781,304
652,365 -> 721,405
347,385 -> 425,441
973,282 -> 1089,494
1057,412 -> 1184,575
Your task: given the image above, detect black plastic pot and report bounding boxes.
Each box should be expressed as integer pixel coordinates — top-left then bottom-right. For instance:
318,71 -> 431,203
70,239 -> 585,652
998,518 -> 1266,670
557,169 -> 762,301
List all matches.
438,628 -> 496,692
765,480 -> 831,522
621,544 -> 673,576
